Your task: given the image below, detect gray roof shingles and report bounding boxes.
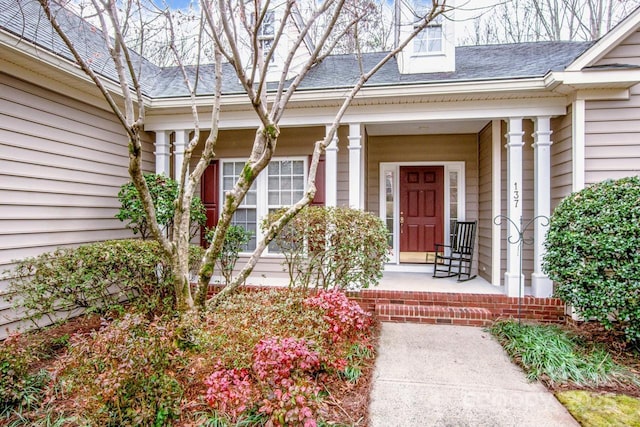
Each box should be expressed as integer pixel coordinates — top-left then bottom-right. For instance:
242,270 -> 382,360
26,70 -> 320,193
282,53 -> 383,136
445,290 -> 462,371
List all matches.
2,0 -> 594,99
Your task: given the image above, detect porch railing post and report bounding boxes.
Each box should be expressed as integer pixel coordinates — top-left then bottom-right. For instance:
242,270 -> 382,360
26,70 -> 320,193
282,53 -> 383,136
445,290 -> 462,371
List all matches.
174,129 -> 190,180
154,130 -> 171,176
348,123 -> 363,209
325,125 -> 338,207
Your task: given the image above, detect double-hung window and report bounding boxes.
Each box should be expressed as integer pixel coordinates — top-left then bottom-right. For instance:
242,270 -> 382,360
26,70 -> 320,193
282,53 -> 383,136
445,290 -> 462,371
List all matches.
222,161 -> 258,251
412,0 -> 443,54
257,10 -> 275,62
221,158 -> 306,254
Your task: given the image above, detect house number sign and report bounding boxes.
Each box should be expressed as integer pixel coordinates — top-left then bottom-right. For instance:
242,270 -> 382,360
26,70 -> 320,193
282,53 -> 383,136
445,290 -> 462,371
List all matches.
513,182 -> 520,207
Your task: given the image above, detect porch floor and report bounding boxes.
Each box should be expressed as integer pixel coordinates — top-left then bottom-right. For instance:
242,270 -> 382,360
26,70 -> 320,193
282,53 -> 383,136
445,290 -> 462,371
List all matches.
243,270 -> 504,295
377,271 -> 503,294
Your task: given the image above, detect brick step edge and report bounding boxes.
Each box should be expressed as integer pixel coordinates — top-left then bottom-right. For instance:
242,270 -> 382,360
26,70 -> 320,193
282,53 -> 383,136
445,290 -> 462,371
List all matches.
375,304 -> 493,326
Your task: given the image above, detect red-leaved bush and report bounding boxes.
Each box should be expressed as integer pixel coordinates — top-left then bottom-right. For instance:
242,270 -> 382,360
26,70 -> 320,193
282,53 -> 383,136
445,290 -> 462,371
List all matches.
253,337 -> 320,383
203,291 -> 372,425
304,290 -> 371,342
204,363 -> 254,419
258,379 -> 319,427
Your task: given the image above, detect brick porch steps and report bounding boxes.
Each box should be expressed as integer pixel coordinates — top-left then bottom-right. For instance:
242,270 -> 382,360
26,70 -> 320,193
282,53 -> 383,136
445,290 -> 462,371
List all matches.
376,303 -> 493,326
349,289 -> 566,324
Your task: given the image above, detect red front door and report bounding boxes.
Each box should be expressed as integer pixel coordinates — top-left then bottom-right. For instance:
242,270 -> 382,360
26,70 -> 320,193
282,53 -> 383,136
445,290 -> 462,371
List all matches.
399,166 -> 444,254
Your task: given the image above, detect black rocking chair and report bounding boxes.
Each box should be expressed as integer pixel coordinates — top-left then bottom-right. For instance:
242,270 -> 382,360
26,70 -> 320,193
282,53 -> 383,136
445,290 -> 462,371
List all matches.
432,220 -> 477,282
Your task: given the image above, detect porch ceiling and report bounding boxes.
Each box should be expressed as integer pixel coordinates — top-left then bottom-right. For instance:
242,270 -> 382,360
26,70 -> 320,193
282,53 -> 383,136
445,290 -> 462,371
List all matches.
365,119 -> 490,136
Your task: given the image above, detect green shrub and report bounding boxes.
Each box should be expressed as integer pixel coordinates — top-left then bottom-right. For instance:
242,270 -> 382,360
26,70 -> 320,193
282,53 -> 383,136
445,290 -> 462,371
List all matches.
265,207 -> 389,291
7,240 -> 204,320
543,176 -> 640,344
205,225 -> 253,284
116,173 -> 206,240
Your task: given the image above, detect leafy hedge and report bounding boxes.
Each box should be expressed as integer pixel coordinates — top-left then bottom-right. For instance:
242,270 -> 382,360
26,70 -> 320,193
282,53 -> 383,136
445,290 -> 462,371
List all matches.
543,176 -> 640,345
266,206 -> 389,291
115,173 -> 206,240
7,239 -> 204,320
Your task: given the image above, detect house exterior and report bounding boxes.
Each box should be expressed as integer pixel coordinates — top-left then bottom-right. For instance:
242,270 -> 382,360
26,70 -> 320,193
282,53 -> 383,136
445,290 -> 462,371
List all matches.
1,0 -> 640,337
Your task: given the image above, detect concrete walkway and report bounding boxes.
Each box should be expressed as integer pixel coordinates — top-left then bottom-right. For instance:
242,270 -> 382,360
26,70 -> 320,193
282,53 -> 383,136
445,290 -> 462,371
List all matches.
369,323 -> 579,427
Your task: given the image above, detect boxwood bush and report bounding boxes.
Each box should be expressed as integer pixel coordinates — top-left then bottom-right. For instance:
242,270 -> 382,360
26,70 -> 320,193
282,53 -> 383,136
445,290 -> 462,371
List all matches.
543,176 -> 640,345
7,239 -> 204,321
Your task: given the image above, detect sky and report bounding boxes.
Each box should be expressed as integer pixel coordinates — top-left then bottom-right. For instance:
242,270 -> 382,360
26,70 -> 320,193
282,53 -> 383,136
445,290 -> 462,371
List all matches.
160,0 -> 504,43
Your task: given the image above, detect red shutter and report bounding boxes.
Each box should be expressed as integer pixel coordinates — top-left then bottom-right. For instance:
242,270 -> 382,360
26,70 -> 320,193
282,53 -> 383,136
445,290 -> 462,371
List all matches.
201,160 -> 219,246
310,155 -> 325,206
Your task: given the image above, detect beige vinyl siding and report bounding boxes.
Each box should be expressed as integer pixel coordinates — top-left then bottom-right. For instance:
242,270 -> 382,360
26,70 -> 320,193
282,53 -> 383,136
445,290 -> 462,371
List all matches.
595,29 -> 640,67
584,83 -> 640,184
337,126 -> 349,207
477,123 -> 492,283
191,126 -> 327,280
0,73 -> 154,338
584,29 -> 640,183
551,106 -> 573,209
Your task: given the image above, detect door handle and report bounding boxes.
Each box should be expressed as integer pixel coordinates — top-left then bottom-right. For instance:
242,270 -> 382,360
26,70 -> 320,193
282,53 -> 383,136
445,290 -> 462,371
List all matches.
400,211 -> 404,233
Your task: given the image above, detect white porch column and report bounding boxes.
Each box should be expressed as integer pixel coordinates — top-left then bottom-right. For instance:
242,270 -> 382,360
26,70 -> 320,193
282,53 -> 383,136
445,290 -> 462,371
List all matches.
491,120 -> 502,287
325,125 -> 338,207
154,131 -> 171,176
532,116 -> 554,297
348,123 -> 363,209
173,129 -> 189,180
504,117 -> 524,297
572,99 -> 586,192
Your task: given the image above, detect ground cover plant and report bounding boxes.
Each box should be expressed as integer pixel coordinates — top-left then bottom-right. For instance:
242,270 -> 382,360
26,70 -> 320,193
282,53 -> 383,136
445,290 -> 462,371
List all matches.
490,320 -> 640,425
0,288 -> 377,426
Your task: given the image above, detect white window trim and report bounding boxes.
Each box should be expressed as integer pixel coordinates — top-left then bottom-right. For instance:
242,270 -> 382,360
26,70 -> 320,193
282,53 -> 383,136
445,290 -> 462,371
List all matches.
220,157 -> 307,256
412,23 -> 444,56
379,161 -> 465,268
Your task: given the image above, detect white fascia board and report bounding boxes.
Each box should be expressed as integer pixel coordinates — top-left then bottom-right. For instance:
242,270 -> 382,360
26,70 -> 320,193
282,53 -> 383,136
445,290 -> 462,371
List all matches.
145,96 -> 567,131
549,69 -> 640,88
0,29 -> 151,108
566,7 -> 640,72
149,77 -> 552,111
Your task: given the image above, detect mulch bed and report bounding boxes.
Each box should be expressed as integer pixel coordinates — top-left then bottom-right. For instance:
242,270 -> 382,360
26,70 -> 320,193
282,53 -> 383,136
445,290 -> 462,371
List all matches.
552,321 -> 640,398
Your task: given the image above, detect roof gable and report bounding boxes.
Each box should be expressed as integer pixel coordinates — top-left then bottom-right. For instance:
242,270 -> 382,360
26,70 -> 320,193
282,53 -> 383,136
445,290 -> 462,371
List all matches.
566,6 -> 640,71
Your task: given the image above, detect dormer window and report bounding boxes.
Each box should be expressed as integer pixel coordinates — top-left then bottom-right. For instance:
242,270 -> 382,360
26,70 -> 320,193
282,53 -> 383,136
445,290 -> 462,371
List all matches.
414,16 -> 442,53
411,0 -> 443,54
257,10 -> 275,62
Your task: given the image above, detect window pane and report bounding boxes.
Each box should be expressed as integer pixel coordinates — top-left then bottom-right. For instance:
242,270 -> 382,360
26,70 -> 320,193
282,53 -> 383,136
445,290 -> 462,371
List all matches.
268,191 -> 279,205
245,191 -> 257,205
293,176 -> 304,190
281,192 -> 291,205
282,176 -> 291,190
293,161 -> 304,174
232,208 -> 256,251
265,159 -> 305,253
384,170 -> 395,250
281,161 -> 292,174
